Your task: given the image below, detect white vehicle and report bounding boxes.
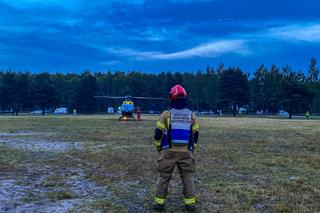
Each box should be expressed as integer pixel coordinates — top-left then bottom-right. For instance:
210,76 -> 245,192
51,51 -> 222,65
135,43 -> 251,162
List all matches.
107,107 -> 114,114
30,110 -> 42,114
239,107 -> 247,114
277,110 -> 289,117
54,107 -> 67,114
200,110 -> 214,115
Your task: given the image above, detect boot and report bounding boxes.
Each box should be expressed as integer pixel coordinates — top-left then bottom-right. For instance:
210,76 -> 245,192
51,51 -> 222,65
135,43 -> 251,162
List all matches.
185,204 -> 198,212
152,203 -> 165,212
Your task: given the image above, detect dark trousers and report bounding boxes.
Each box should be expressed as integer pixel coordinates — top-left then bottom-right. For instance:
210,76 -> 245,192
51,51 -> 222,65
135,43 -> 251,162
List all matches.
155,150 -> 196,200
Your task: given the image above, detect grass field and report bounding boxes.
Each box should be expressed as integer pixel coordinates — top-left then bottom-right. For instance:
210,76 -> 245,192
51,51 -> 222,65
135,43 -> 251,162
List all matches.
0,115 -> 319,212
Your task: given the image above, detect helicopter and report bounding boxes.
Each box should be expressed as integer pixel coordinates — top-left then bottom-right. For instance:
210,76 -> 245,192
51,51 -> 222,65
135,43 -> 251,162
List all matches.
94,95 -> 164,121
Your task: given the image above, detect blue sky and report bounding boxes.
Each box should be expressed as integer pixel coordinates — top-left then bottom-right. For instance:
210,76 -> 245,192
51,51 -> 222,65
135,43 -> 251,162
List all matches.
0,0 -> 320,73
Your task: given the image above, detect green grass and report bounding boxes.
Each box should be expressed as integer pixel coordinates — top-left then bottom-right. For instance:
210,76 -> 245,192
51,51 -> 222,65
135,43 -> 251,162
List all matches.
46,190 -> 73,202
0,115 -> 319,212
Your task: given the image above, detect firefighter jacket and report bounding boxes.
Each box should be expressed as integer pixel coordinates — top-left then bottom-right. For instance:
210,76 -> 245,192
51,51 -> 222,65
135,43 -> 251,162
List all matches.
154,108 -> 199,152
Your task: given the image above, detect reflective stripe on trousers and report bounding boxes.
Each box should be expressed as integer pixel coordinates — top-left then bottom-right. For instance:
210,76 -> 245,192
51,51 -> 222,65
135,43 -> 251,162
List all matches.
184,197 -> 196,205
155,196 -> 165,205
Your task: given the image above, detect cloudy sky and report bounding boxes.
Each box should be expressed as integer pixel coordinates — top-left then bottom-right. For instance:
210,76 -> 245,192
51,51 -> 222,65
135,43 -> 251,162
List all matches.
0,0 -> 319,73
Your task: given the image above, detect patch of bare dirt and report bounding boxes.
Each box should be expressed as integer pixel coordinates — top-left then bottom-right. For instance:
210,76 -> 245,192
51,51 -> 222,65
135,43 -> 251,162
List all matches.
0,131 -> 83,152
0,168 -> 112,213
0,139 -> 83,152
0,131 -> 111,212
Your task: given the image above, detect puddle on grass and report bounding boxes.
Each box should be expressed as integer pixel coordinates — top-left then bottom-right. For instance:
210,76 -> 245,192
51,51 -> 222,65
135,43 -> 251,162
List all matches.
0,131 -> 33,137
0,130 -> 149,212
0,168 -> 112,213
0,131 -> 80,152
0,138 -> 83,152
0,131 -> 111,212
0,179 -> 30,201
1,196 -> 81,213
13,199 -> 81,213
0,131 -> 55,137
88,144 -> 146,152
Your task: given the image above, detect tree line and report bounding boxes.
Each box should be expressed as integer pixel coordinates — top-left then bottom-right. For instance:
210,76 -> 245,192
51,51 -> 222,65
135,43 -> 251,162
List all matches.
0,59 -> 319,118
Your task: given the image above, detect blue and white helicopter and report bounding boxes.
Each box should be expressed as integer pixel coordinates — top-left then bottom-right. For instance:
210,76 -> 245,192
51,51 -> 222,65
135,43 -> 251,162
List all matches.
94,95 -> 164,121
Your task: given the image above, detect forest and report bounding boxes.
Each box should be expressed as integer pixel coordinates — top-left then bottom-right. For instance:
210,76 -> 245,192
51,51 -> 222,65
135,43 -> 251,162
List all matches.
0,58 -> 319,118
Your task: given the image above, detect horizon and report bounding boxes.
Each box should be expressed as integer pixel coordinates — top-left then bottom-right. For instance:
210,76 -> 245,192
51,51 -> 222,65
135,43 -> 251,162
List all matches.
1,0 -> 320,73
0,61 -> 316,76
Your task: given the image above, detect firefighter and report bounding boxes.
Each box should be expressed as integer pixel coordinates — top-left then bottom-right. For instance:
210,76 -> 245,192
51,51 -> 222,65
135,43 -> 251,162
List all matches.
153,84 -> 199,212
136,106 -> 142,121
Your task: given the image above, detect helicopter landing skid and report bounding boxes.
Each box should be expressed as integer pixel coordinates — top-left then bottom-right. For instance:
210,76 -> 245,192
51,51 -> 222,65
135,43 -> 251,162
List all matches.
118,116 -> 136,121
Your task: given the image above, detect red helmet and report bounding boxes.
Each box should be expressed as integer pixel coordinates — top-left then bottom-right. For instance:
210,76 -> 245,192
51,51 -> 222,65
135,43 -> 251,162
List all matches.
169,84 -> 187,100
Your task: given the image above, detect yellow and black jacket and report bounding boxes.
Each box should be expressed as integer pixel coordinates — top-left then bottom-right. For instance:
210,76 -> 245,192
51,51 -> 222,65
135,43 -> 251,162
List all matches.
154,109 -> 199,152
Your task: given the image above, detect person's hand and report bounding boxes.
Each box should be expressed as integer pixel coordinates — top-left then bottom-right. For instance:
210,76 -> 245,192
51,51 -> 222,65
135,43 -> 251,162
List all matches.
155,140 -> 161,153
193,143 -> 198,149
157,147 -> 161,154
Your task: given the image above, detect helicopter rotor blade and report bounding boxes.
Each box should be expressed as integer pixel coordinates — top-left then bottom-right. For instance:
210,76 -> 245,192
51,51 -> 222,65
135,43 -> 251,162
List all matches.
94,96 -> 165,100
131,96 -> 165,100
94,96 -> 125,99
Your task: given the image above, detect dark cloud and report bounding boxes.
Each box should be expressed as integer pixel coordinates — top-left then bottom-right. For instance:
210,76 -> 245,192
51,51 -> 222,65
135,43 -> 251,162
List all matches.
0,0 -> 320,72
